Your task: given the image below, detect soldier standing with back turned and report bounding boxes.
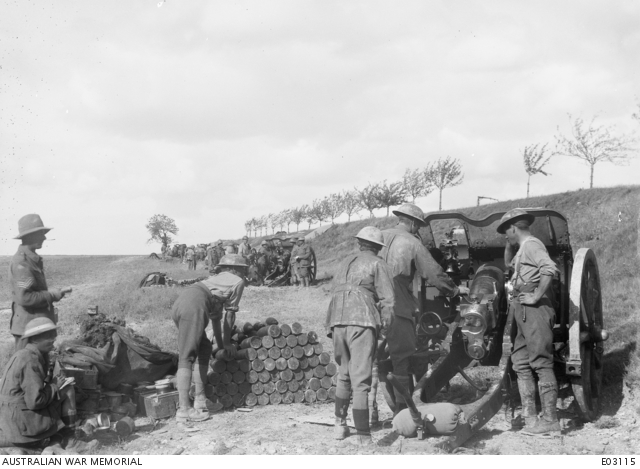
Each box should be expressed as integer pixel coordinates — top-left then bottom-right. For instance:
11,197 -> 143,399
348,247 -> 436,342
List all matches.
499,208 -> 561,434
379,203 -> 468,414
325,227 -> 395,446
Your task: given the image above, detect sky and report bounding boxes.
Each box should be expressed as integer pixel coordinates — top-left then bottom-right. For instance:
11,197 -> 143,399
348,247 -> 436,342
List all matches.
1,0 -> 639,255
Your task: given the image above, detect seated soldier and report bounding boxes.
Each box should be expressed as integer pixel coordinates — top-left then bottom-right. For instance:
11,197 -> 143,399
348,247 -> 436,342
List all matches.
0,318 -> 98,454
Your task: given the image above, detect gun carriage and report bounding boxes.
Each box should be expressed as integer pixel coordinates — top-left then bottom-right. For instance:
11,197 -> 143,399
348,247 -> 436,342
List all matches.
378,209 -> 607,450
261,238 -> 317,287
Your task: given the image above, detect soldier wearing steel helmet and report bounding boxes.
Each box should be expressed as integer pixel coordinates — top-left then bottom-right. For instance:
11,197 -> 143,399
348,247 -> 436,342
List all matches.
325,226 -> 395,446
294,237 -> 314,287
171,254 -> 248,423
380,203 -> 469,415
237,236 -> 251,259
498,208 -> 561,434
8,214 -> 72,350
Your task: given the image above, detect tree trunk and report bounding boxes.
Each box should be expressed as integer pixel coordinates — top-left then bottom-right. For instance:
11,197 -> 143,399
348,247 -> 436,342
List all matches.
386,206 -> 390,216
439,188 -> 443,211
296,222 -> 300,231
590,163 -> 594,188
347,213 -> 351,222
527,174 -> 530,198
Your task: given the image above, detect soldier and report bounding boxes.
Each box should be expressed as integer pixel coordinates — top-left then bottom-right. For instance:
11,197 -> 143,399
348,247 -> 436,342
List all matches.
196,244 -> 206,262
256,241 -> 273,278
499,208 -> 561,434
380,203 -> 468,414
8,214 -> 72,350
171,254 -> 247,423
290,238 -> 300,286
205,243 -> 215,267
0,317 -> 98,454
238,236 -> 251,259
185,245 -> 196,270
325,227 -> 395,446
294,237 -> 314,287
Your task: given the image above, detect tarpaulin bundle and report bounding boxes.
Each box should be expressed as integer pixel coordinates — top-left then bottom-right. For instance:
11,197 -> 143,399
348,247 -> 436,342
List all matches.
392,402 -> 462,437
98,325 -> 177,390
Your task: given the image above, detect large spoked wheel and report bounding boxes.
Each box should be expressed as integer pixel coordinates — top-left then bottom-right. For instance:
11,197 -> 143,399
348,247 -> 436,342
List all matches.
569,248 -> 604,422
310,250 -> 317,282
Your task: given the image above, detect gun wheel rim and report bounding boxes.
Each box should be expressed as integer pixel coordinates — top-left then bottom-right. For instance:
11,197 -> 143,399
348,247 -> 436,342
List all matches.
569,248 -> 604,422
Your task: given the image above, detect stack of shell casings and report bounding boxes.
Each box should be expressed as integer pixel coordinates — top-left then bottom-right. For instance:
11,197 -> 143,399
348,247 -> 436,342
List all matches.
207,319 -> 337,408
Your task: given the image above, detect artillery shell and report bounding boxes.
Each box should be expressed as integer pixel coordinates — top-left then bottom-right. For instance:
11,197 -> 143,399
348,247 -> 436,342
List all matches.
316,388 -> 328,401
268,347 -> 281,360
282,391 -> 294,405
280,324 -> 292,337
281,369 -> 294,382
251,382 -> 264,395
239,359 -> 251,373
294,390 -> 305,403
281,347 -> 293,360
258,370 -> 271,383
264,358 -> 276,371
314,366 -> 326,379
314,343 -> 324,355
308,356 -> 320,368
238,382 -> 252,395
303,368 -> 314,380
268,325 -> 281,338
292,346 -> 304,359
291,322 -> 303,334
303,344 -> 314,357
286,335 -> 298,348
287,380 -> 299,392
251,360 -> 265,372
287,357 -> 299,371
227,382 -> 238,396
309,378 -> 321,391
275,336 -> 287,348
233,370 -> 245,384
297,334 -> 308,346
263,382 -> 276,395
304,390 -> 316,403
226,360 -> 239,373
307,331 -> 318,344
276,380 -> 288,394
262,336 -> 275,349
221,371 -> 233,384
269,392 -> 282,405
245,393 -> 258,407
325,362 -> 337,376
320,376 -> 333,389
328,387 -> 336,400
257,394 -> 269,406
265,317 -> 279,326
207,371 -> 221,386
275,358 -> 288,371
221,395 -> 234,408
257,348 -> 269,360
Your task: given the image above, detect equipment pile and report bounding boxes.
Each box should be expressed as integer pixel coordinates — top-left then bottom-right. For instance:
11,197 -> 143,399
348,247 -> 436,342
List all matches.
206,318 -> 337,408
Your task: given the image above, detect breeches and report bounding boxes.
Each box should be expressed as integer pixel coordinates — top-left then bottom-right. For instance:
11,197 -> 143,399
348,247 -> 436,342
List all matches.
386,315 -> 416,376
511,299 -> 555,383
172,288 -> 213,369
333,325 -> 376,410
298,266 -> 310,279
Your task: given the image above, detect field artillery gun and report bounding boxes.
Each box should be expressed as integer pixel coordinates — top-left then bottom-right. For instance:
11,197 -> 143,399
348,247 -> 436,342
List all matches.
379,209 -> 607,450
263,237 -> 317,287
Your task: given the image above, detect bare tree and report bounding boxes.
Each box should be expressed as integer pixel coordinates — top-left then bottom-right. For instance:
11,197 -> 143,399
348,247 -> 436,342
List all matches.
374,180 -> 407,216
309,198 -> 329,226
324,193 -> 345,224
244,219 -> 253,237
554,114 -> 636,188
355,183 -> 381,218
402,168 -> 434,203
522,143 -> 553,198
431,156 -> 464,210
251,217 -> 259,237
280,209 -> 293,233
267,213 -> 278,234
341,190 -> 362,222
258,215 -> 268,236
290,206 -> 307,232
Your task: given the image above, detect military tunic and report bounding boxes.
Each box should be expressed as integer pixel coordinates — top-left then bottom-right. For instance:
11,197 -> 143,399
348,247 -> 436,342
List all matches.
0,344 -> 65,444
509,236 -> 559,383
237,242 -> 251,258
325,250 -> 396,417
9,246 -> 62,338
296,243 -> 313,279
380,226 -> 459,376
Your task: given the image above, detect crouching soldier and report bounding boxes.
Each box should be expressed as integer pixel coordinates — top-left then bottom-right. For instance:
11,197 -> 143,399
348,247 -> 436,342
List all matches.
0,318 -> 98,454
325,227 -> 395,446
172,254 -> 247,423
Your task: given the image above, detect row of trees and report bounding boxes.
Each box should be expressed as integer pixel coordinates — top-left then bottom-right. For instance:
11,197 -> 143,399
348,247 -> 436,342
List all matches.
244,156 -> 464,236
522,112 -> 638,195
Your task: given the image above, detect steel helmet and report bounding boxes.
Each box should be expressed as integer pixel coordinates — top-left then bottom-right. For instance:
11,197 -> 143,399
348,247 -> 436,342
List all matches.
496,208 -> 535,234
218,254 -> 248,268
23,317 -> 58,338
392,203 -> 426,225
261,240 -> 268,246
355,226 -> 385,247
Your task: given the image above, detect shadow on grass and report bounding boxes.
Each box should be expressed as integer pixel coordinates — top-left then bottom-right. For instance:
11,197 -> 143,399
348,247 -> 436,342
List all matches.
600,341 -> 637,416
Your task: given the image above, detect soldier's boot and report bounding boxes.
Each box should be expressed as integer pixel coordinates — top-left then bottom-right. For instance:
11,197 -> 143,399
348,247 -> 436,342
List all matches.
527,382 -> 561,434
352,409 -> 373,446
515,378 -> 538,430
191,361 -> 214,416
391,374 -> 412,417
333,397 -> 350,440
175,368 -> 209,423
